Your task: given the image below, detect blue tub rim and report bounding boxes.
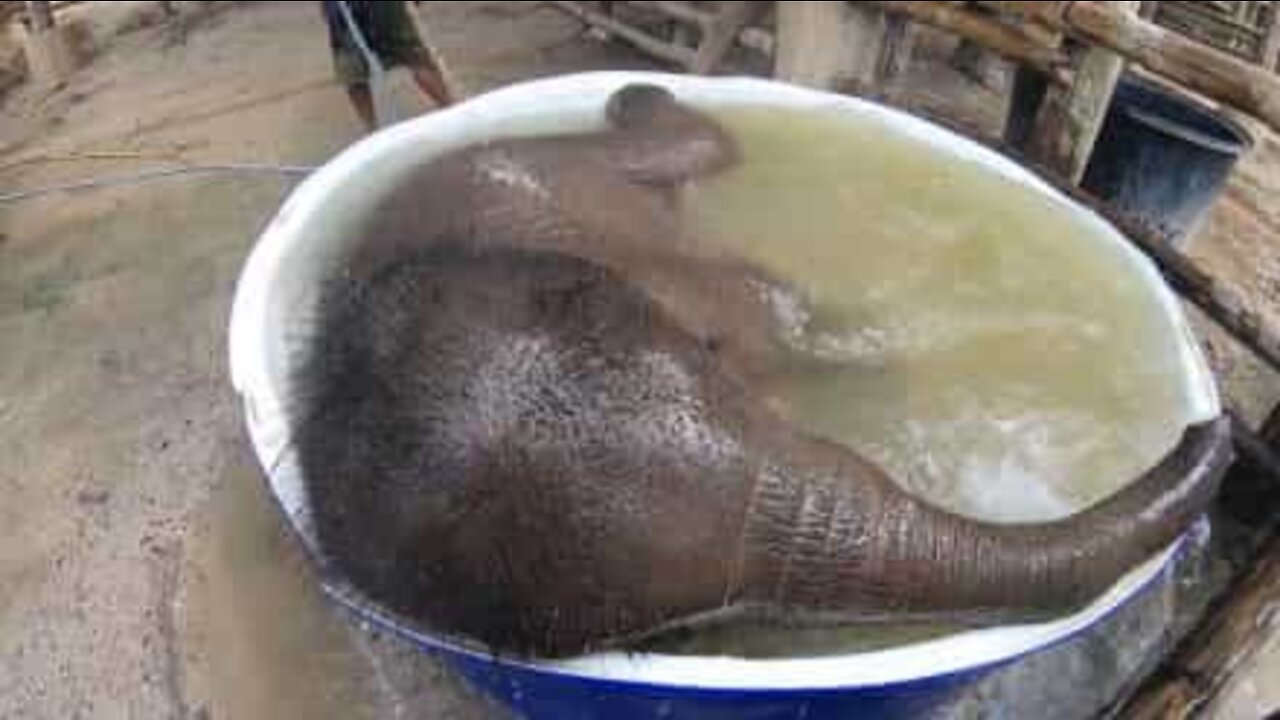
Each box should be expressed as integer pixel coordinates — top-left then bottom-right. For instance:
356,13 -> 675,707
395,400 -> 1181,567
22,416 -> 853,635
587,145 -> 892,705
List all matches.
227,71 -> 1222,694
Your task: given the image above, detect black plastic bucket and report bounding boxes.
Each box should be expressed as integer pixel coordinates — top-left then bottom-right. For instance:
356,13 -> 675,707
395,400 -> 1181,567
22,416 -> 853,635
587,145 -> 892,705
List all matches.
1081,76 -> 1251,246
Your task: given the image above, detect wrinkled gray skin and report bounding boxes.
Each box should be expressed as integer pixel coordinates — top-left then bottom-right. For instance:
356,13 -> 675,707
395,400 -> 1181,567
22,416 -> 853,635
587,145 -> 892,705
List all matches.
292,85 -> 1234,658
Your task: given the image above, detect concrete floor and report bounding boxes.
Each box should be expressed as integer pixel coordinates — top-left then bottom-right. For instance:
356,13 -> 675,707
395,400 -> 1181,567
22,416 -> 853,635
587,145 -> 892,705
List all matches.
2,3 -> 490,717
2,2 -> 1278,718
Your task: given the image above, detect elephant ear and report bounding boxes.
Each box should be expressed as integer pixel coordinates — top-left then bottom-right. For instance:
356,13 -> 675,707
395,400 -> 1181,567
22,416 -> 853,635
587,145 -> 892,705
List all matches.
603,84 -> 741,186
605,84 -> 680,129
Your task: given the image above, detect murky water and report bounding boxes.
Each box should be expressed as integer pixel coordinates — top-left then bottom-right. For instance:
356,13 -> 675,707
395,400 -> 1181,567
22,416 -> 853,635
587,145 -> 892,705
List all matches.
685,106 -> 1195,520
646,106 -> 1199,657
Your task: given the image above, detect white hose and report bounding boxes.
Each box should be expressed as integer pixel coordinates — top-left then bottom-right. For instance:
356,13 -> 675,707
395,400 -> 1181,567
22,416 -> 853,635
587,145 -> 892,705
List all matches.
335,0 -> 399,128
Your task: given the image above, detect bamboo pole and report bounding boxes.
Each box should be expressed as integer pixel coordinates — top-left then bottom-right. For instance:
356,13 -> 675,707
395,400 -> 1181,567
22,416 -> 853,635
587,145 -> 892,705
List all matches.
981,0 -> 1280,132
872,1 -> 1070,83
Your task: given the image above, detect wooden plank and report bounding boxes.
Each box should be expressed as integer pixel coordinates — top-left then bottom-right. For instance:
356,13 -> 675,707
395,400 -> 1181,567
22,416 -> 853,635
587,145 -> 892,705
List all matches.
549,0 -> 696,67
1026,1 -> 1140,182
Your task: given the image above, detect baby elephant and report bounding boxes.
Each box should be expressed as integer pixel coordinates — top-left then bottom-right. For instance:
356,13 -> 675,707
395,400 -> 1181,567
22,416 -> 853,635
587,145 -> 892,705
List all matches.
290,85 -> 1233,658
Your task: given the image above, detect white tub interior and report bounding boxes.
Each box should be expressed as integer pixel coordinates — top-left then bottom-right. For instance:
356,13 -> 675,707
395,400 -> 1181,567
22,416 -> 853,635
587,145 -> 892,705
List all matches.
228,72 -> 1221,691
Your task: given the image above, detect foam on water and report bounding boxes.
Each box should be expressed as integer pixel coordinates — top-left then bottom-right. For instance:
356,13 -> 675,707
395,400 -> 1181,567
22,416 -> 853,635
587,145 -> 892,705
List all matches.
682,106 -> 1194,519
646,105 -> 1199,657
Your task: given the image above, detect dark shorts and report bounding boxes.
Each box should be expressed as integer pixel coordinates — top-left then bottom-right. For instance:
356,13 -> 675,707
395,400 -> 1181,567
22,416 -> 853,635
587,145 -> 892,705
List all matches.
324,1 -> 434,85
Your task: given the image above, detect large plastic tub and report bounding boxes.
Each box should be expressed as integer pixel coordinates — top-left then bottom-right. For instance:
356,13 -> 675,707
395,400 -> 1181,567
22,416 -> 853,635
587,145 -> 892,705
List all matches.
229,72 -> 1221,719
1081,75 -> 1251,246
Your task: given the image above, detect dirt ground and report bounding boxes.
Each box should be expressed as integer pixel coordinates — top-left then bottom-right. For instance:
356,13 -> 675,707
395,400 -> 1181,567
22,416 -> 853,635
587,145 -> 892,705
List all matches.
2,2 -> 1279,719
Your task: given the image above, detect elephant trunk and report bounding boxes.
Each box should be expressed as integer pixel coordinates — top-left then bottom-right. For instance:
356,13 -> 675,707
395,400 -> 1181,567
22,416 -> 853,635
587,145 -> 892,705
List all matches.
734,416 -> 1233,622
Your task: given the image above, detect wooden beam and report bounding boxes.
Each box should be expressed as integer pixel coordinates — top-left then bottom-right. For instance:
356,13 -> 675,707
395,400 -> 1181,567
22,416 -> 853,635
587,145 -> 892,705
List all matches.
982,0 -> 1280,133
1026,1 -> 1140,182
549,0 -> 696,68
873,1 -> 1070,84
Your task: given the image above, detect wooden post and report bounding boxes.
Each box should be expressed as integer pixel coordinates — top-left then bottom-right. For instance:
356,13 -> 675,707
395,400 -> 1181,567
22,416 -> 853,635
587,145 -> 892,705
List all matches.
690,1 -> 763,75
874,13 -> 917,93
21,0 -> 76,86
872,1 -> 1069,83
1026,0 -> 1140,183
949,2 -> 1001,86
25,0 -> 54,29
775,1 -> 887,92
1262,5 -> 1280,71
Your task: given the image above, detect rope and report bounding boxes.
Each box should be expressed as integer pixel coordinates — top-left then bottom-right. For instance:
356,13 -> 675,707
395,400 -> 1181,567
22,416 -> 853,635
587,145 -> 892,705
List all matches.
0,163 -> 316,205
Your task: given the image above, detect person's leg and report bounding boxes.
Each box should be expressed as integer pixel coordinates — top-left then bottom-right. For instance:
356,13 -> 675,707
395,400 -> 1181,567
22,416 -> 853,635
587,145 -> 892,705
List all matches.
346,82 -> 377,131
376,1 -> 452,108
409,62 -> 452,107
332,38 -> 376,129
